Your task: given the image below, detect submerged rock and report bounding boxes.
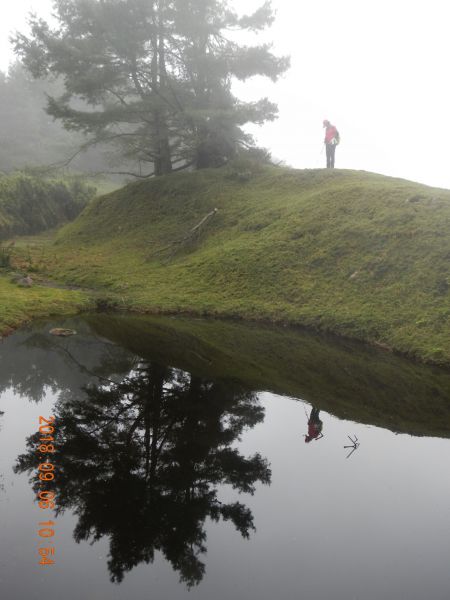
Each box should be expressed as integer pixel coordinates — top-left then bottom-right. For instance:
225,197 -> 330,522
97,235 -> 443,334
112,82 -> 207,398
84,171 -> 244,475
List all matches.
49,328 -> 77,337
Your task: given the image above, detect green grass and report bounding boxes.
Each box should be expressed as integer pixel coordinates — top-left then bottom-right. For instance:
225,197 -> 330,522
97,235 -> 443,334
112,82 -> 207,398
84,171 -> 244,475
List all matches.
5,165 -> 450,364
0,275 -> 90,337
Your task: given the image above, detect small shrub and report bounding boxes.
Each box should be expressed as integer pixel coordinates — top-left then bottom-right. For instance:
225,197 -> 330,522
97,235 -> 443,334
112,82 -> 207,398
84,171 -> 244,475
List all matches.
95,297 -> 119,312
0,173 -> 96,240
225,148 -> 272,182
0,245 -> 11,268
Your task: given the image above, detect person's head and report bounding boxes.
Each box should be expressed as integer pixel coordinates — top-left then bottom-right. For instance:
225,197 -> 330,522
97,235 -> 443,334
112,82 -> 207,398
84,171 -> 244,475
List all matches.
323,119 -> 330,128
304,435 -> 313,443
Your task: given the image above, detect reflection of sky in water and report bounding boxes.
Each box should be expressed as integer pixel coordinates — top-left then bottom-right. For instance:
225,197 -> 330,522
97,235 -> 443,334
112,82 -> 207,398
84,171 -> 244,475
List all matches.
1,383 -> 450,600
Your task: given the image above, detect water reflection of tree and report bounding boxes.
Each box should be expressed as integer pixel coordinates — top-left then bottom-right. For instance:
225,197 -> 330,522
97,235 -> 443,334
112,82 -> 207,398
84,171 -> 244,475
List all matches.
0,331 -> 134,402
15,362 -> 270,586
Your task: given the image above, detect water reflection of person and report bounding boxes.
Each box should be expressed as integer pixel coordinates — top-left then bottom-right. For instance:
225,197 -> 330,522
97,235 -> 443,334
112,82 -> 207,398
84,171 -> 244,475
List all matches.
304,407 -> 323,443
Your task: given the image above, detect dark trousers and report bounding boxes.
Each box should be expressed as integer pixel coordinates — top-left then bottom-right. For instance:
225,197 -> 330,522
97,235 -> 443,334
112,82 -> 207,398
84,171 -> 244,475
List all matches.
326,144 -> 336,168
310,408 -> 321,423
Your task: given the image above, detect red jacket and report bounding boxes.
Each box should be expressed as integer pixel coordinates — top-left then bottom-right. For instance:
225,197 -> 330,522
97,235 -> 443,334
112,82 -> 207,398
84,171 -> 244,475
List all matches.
324,124 -> 338,144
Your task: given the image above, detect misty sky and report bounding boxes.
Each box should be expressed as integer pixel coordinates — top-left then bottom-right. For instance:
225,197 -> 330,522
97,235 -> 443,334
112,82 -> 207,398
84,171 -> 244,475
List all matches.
1,0 -> 449,190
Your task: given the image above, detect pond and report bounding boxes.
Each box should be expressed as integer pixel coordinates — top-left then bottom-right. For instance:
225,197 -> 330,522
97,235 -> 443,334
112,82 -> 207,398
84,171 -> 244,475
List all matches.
1,314 -> 450,600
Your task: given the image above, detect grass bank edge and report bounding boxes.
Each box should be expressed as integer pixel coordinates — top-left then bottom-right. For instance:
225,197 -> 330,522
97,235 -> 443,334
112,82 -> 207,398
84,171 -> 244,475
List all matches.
0,275 -> 93,337
4,165 -> 450,366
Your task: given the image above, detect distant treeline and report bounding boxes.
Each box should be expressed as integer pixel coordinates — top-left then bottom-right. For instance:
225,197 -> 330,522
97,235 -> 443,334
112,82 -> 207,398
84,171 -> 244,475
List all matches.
0,62 -> 117,175
0,173 -> 95,240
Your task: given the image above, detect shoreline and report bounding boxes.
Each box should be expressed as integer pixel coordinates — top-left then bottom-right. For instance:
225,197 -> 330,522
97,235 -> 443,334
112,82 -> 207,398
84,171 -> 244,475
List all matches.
2,285 -> 450,372
3,166 -> 450,369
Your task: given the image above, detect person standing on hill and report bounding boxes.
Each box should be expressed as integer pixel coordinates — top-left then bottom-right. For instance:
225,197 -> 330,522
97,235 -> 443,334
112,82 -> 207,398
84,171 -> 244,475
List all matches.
323,119 -> 340,168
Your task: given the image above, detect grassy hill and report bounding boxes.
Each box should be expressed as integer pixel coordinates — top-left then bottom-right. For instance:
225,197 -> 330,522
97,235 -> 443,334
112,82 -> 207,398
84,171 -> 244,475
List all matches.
4,165 -> 450,364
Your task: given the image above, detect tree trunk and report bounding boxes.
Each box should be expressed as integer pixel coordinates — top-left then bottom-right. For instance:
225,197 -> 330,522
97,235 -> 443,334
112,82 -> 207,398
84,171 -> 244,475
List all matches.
153,112 -> 172,175
153,0 -> 172,176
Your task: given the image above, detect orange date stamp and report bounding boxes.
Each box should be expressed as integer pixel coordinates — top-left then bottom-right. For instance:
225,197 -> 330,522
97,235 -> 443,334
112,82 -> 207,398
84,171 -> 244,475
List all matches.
37,416 -> 57,566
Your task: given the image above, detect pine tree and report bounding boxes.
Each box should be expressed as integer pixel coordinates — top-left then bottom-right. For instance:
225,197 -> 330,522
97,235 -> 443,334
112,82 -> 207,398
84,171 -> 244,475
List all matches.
13,0 -> 289,176
170,0 -> 289,168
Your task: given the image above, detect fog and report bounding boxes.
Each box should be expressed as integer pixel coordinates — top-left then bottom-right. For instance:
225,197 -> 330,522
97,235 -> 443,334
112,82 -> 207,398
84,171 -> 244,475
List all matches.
2,0 -> 449,188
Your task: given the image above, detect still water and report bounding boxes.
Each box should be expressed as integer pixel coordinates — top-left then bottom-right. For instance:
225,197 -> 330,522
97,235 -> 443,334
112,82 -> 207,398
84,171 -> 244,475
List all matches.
1,315 -> 450,600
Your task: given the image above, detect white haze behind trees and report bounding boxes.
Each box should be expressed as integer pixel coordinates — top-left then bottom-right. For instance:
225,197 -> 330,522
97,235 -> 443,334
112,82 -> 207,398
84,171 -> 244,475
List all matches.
1,0 -> 449,189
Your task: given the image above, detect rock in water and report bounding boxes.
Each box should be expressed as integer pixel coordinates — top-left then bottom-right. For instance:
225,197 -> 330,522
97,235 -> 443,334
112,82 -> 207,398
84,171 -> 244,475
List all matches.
49,328 -> 77,337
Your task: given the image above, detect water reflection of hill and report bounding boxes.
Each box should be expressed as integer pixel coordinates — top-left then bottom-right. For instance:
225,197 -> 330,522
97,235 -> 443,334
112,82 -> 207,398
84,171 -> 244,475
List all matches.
1,314 -> 449,438
86,314 -> 450,439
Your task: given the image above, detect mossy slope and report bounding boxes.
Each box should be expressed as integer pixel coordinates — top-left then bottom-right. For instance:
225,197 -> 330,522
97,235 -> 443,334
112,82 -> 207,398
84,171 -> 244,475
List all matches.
40,166 -> 450,364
